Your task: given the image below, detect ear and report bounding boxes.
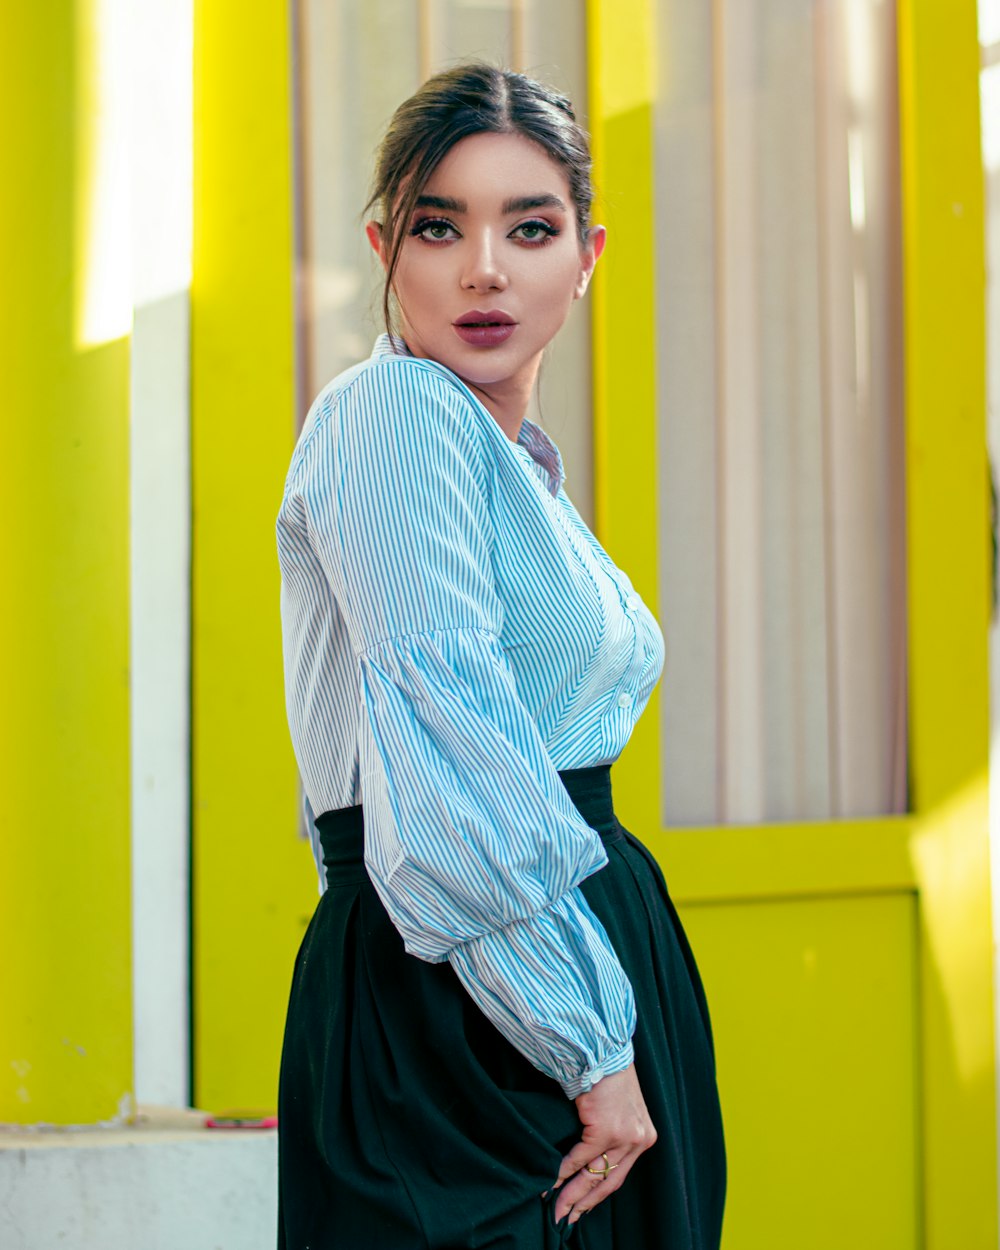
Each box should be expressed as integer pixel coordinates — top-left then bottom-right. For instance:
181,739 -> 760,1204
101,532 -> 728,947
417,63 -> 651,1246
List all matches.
573,225 -> 607,300
366,221 -> 388,271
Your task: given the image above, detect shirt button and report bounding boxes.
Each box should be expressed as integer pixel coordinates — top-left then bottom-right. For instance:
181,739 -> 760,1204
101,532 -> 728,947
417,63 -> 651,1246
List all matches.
617,691 -> 633,708
626,594 -> 640,611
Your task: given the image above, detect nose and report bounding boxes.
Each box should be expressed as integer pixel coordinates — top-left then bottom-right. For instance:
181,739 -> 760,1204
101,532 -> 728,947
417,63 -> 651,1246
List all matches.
460,232 -> 508,292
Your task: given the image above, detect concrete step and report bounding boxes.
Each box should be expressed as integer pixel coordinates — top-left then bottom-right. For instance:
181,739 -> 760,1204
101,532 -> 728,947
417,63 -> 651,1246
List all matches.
0,1105 -> 277,1250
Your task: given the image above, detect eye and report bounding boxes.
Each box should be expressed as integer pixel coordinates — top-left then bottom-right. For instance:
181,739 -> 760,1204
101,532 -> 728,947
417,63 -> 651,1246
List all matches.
409,217 -> 460,243
510,219 -> 560,245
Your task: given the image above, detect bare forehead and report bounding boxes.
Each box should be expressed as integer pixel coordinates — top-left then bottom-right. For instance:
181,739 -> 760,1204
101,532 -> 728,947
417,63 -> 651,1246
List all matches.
417,132 -> 573,211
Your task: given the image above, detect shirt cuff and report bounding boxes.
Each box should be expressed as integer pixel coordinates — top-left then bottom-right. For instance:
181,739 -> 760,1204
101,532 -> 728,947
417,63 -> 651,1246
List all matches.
447,887 -> 637,1097
559,1039 -> 636,1099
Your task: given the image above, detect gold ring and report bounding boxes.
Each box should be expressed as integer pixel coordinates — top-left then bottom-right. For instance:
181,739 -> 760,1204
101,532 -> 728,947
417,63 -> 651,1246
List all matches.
584,1151 -> 619,1181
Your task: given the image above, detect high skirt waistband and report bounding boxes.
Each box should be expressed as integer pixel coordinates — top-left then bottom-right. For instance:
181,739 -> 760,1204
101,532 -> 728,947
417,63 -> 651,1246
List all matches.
315,763 -> 621,885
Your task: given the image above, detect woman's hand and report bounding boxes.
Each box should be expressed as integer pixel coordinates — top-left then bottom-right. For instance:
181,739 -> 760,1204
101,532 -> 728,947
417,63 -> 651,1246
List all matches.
552,1063 -> 657,1224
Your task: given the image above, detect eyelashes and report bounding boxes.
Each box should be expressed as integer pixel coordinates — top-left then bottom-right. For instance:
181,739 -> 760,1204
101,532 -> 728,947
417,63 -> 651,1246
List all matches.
512,220 -> 560,244
407,216 -> 561,247
408,218 -> 459,243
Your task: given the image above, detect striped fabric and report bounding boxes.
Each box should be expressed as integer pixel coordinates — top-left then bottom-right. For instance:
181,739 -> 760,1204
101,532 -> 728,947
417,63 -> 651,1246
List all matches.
276,334 -> 665,1097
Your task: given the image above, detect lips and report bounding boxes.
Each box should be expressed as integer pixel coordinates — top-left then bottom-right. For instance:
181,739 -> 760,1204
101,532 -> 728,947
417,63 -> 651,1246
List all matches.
453,309 -> 517,347
454,309 -> 516,326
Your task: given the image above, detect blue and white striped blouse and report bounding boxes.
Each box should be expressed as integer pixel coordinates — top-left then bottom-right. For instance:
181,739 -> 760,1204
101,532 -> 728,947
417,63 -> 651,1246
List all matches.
276,333 -> 665,1097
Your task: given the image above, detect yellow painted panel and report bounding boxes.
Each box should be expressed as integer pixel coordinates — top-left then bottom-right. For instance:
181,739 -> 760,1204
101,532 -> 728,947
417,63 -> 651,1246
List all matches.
645,815 -> 916,903
897,0 -> 997,1243
0,4 -> 132,1123
911,774 -> 997,1247
590,0 -> 997,1245
192,0 -> 314,1111
680,893 -> 920,1249
898,0 -> 989,815
587,0 -> 661,835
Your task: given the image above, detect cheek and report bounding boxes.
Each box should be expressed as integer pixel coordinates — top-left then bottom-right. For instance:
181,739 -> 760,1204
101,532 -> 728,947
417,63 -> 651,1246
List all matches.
397,251 -> 452,302
391,249 -> 435,299
530,260 -> 584,315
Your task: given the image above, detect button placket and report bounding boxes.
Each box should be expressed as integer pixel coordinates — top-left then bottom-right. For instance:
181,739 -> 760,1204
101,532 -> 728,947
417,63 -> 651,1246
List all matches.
611,600 -> 649,714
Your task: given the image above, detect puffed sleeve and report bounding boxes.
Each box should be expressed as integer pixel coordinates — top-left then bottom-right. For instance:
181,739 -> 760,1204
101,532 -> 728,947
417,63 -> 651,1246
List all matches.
299,358 -> 636,1096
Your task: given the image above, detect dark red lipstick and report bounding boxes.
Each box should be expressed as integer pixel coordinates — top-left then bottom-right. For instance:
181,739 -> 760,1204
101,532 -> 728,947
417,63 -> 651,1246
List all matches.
453,309 -> 517,347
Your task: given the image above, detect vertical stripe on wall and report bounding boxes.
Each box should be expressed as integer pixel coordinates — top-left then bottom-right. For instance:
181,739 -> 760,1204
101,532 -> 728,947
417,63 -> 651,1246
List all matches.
586,0 -> 661,833
130,0 -> 194,1111
897,0 -> 998,1244
0,0 -> 133,1124
192,0 -> 314,1111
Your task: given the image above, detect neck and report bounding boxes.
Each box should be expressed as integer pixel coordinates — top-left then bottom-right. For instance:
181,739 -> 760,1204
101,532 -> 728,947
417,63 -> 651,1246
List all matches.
461,348 -> 543,442
393,330 -> 541,443
463,377 -> 532,443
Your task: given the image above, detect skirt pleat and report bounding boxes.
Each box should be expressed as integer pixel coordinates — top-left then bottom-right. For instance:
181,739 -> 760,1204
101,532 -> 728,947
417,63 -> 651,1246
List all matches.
277,766 -> 726,1249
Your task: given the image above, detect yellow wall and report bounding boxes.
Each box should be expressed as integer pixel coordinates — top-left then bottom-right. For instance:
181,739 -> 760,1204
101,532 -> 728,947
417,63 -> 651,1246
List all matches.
587,0 -> 662,838
588,0 -> 997,1245
897,0 -> 995,1241
191,0 -> 315,1111
0,3 -> 133,1124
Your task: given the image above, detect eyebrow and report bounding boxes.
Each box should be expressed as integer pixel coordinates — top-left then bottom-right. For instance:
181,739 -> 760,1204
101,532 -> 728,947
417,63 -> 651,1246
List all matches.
412,193 -> 568,214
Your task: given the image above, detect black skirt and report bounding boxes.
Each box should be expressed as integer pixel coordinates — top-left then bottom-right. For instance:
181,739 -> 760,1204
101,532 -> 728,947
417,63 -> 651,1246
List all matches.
277,764 -> 726,1249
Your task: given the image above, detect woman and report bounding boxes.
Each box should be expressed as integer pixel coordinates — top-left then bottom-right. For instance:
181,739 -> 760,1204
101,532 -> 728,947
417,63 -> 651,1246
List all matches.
276,62 -> 726,1249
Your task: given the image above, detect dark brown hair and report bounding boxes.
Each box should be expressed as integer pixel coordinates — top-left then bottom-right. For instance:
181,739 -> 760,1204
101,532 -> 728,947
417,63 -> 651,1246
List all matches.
364,61 -> 595,338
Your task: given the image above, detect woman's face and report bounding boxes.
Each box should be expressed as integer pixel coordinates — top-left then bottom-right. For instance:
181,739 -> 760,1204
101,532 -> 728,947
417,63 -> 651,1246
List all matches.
367,131 -> 605,402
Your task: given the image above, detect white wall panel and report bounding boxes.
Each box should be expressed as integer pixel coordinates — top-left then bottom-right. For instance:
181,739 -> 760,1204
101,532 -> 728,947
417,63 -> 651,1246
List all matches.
130,0 -> 193,1107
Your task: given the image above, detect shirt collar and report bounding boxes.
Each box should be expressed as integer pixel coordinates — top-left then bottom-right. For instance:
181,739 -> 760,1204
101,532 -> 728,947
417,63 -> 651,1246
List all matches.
370,334 -> 565,496
373,332 -> 410,360
515,418 -> 565,496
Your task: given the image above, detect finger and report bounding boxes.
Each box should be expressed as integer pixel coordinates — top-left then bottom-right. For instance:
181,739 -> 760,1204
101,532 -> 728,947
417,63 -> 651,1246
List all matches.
566,1152 -> 639,1224
554,1150 -> 614,1220
554,1171 -> 606,1222
554,1150 -> 635,1223
555,1138 -> 610,1187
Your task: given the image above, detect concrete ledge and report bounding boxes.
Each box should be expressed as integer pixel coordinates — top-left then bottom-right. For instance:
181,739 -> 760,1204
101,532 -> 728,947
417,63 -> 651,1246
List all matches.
0,1105 -> 277,1250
